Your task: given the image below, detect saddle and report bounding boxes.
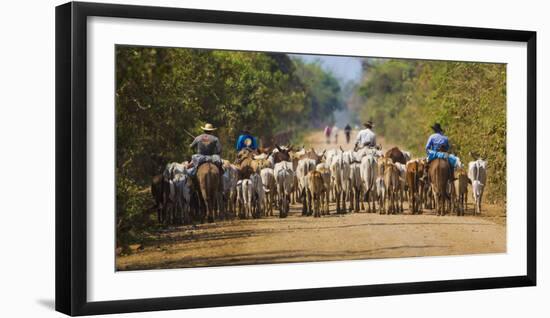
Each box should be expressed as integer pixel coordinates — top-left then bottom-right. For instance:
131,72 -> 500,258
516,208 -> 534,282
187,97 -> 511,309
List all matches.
189,154 -> 224,176
425,152 -> 456,182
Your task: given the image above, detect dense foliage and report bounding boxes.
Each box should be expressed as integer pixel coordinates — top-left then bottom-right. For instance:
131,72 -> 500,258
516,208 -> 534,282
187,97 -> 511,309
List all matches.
358,59 -> 506,203
115,47 -> 343,245
292,58 -> 344,126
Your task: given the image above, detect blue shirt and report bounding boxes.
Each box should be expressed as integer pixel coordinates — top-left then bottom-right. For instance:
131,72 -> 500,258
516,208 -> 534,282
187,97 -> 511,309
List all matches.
425,132 -> 449,154
236,134 -> 258,151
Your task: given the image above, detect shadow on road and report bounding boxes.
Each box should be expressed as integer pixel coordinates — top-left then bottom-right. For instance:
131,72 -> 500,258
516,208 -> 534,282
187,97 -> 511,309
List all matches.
123,244 -> 451,271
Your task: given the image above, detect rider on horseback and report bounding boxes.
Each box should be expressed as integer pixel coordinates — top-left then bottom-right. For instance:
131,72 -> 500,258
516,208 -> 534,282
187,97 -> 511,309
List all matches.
425,123 -> 458,177
187,123 -> 223,176
235,127 -> 258,152
355,120 -> 377,149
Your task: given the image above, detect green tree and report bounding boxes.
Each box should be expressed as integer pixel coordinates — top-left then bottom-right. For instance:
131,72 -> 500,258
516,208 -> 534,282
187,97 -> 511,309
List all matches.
358,59 -> 506,203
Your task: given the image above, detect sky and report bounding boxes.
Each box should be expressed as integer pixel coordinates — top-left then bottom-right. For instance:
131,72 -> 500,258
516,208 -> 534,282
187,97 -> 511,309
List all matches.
290,53 -> 365,127
290,54 -> 363,84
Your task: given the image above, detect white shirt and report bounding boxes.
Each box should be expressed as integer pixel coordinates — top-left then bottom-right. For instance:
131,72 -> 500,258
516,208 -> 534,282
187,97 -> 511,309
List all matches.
355,128 -> 376,147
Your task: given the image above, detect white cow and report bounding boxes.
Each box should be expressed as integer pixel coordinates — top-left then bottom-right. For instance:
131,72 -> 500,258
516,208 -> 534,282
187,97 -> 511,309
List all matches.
260,168 -> 277,216
173,173 -> 191,224
360,154 -> 378,213
164,162 -> 187,180
349,151 -> 363,212
331,150 -> 351,213
468,159 -> 488,215
394,162 -> 407,213
324,148 -> 339,168
402,151 -> 411,163
342,151 -> 354,208
222,163 -> 239,217
250,172 -> 265,217
376,176 -> 386,213
238,179 -> 254,219
274,161 -> 294,218
296,158 -> 317,215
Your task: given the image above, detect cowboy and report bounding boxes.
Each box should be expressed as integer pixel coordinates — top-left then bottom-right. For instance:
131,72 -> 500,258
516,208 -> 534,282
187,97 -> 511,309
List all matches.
425,123 -> 449,155
425,123 -> 458,174
187,123 -> 223,176
235,127 -> 258,151
355,121 -> 377,149
344,124 -> 352,144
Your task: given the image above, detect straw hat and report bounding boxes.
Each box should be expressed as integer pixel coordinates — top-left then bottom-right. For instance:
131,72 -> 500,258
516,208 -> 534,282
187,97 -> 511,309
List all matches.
201,123 -> 217,131
363,120 -> 374,129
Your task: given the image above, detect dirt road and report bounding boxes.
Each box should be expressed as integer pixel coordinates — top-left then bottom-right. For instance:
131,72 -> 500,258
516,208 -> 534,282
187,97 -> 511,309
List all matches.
116,130 -> 506,271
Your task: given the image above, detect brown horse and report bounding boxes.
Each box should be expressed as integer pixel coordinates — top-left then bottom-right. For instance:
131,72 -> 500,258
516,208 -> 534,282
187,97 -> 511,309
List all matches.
197,163 -> 222,223
428,158 -> 451,216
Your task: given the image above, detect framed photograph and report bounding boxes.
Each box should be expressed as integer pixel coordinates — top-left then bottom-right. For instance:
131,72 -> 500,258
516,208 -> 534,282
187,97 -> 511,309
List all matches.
56,1 -> 536,316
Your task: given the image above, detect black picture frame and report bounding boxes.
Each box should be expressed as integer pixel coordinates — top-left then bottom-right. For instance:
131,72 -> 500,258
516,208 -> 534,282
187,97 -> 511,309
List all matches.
55,1 -> 537,316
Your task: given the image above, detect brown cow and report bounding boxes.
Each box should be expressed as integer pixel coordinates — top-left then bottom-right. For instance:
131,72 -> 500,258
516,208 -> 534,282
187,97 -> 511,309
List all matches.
316,163 -> 331,215
429,158 -> 451,216
405,160 -> 425,214
250,155 -> 272,173
298,148 -> 326,164
236,148 -> 256,180
379,157 -> 399,214
385,147 -> 407,164
271,144 -> 293,163
454,167 -> 469,216
197,163 -> 222,223
307,170 -> 325,217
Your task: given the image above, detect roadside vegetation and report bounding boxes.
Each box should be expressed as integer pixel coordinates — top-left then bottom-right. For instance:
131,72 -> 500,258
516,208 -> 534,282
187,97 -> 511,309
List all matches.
115,47 -> 343,247
353,59 -> 506,203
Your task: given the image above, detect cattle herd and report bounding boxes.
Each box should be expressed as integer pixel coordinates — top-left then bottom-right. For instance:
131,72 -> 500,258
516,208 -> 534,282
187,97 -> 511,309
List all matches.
152,145 -> 488,225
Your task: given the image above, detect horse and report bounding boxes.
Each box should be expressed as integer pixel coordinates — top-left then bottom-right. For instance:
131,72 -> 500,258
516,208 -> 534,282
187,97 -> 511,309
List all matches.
428,158 -> 451,216
197,163 -> 222,223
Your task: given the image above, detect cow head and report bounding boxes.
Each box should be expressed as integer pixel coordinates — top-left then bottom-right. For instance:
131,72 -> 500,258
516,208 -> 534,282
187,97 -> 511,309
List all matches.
273,144 -> 292,163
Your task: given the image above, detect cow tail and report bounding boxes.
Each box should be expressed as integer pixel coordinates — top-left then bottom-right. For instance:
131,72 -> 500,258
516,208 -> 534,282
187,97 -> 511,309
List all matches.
414,166 -> 417,204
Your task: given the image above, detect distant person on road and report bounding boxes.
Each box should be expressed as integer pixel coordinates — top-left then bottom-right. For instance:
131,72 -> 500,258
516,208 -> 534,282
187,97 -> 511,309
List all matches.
235,127 -> 258,152
344,124 -> 352,144
355,121 -> 377,149
324,125 -> 332,144
332,125 -> 339,144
